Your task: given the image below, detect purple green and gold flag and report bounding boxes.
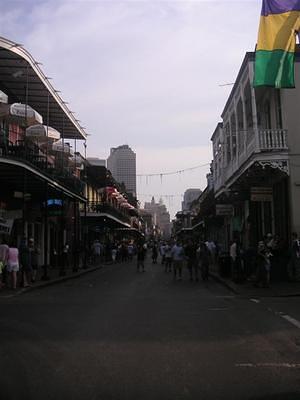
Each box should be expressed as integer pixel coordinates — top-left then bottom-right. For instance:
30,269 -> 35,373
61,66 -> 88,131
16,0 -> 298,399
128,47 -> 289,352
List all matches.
254,0 -> 300,88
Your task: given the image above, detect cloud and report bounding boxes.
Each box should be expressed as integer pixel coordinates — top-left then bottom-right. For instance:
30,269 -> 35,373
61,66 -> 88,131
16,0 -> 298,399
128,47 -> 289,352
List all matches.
0,0 -> 262,215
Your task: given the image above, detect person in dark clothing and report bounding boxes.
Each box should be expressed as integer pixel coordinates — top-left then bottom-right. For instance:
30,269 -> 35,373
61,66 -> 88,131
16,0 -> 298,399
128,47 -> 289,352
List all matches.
19,238 -> 32,287
197,242 -> 210,281
152,243 -> 158,264
185,240 -> 199,281
137,242 -> 146,272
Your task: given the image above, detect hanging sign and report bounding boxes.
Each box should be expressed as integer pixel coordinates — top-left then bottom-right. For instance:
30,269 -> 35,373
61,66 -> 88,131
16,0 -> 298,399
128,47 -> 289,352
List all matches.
0,217 -> 14,235
216,204 -> 233,216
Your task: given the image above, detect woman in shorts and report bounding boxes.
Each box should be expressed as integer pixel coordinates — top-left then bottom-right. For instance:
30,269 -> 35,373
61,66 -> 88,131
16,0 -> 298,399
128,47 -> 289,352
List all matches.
7,244 -> 20,289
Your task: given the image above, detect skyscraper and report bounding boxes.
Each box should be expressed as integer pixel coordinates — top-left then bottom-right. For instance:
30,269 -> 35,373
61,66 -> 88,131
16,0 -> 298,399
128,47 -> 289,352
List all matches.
107,145 -> 136,196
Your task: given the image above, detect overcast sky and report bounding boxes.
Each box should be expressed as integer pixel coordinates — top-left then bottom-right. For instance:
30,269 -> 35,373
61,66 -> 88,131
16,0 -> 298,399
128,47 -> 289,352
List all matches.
0,0 -> 261,217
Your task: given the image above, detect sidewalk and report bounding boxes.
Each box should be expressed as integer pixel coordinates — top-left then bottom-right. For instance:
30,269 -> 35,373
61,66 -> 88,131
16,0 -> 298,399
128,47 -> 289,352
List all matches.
210,264 -> 300,297
0,262 -> 104,298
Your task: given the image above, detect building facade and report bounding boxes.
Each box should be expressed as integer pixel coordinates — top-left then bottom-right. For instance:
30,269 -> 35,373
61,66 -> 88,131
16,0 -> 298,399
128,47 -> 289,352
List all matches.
143,197 -> 171,239
182,188 -> 202,211
107,145 -> 136,196
211,51 -> 300,251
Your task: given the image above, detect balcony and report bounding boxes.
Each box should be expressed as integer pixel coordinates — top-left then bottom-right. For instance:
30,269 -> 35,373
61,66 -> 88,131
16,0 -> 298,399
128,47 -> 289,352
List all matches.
214,129 -> 288,193
84,201 -> 131,226
0,133 -> 85,196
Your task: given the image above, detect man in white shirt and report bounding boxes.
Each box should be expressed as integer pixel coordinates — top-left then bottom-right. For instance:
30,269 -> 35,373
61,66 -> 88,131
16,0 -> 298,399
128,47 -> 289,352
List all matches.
171,241 -> 185,281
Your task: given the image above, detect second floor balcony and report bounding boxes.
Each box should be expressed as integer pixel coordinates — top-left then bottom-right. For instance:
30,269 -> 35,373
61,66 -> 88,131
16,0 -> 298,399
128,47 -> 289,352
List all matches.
214,128 -> 288,193
0,132 -> 85,197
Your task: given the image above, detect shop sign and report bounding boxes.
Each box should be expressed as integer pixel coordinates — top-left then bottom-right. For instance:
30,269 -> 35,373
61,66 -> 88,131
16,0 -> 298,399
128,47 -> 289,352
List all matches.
216,204 -> 233,216
0,217 -> 14,235
251,187 -> 272,202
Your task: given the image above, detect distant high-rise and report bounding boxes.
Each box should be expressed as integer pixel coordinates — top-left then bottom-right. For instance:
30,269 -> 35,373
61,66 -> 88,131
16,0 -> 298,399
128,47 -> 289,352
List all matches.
144,197 -> 171,238
182,189 -> 202,211
107,145 -> 136,196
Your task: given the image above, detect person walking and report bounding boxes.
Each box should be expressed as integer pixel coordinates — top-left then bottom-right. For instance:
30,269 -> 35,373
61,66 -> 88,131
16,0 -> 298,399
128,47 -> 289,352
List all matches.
288,232 -> 300,281
171,241 -> 185,281
198,242 -> 210,281
0,238 -> 9,288
137,241 -> 146,272
29,238 -> 40,283
152,243 -> 158,264
254,241 -> 272,288
19,238 -> 31,288
7,243 -> 20,290
185,240 -> 199,281
164,242 -> 172,273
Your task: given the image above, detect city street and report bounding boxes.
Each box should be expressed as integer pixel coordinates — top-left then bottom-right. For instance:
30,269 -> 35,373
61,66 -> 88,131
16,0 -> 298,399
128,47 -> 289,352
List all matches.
1,257 -> 300,400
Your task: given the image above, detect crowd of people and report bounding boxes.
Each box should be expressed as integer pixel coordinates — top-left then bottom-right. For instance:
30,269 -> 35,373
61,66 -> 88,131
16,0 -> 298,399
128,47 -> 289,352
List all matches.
1,232 -> 300,291
0,237 -> 40,290
89,238 -> 214,282
228,232 -> 300,287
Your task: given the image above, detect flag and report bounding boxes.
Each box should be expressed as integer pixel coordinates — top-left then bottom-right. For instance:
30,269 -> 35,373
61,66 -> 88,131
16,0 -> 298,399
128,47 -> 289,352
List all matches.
254,0 -> 300,88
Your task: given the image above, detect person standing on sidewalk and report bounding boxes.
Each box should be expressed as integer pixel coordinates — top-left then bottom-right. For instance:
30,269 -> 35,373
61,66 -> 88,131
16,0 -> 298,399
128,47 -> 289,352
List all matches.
19,238 -> 32,288
197,241 -> 210,281
7,242 -> 20,290
164,242 -> 172,273
171,241 -> 185,281
185,239 -> 199,282
29,238 -> 40,283
0,238 -> 9,288
254,241 -> 272,288
137,241 -> 146,272
288,232 -> 300,281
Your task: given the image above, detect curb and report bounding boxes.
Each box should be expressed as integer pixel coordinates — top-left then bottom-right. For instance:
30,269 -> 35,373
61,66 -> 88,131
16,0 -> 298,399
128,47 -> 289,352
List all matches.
1,265 -> 104,298
210,272 -> 300,298
209,272 -> 239,294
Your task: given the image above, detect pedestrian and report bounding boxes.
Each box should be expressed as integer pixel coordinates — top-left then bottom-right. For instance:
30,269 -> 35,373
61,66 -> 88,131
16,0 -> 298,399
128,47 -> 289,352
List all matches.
29,238 -> 40,283
127,242 -> 134,261
230,238 -> 243,283
0,237 -> 9,288
171,241 -> 185,281
137,241 -> 146,272
7,242 -> 20,290
152,243 -> 158,264
111,244 -> 117,263
92,239 -> 101,264
185,240 -> 199,281
19,237 -> 31,288
164,242 -> 172,273
288,232 -> 300,281
160,242 -> 166,265
61,242 -> 69,276
198,242 -> 210,281
254,241 -> 272,288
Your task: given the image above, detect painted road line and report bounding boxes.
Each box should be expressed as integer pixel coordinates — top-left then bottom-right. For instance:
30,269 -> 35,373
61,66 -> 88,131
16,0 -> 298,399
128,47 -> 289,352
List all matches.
236,363 -> 300,368
250,299 -> 260,303
281,314 -> 300,329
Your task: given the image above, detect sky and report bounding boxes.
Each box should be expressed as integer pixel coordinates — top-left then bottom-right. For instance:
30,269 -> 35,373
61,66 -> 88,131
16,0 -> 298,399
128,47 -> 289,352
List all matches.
0,0 -> 261,217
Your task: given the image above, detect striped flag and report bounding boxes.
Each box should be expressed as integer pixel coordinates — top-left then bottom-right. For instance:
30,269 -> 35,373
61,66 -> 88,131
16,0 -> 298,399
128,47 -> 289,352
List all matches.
254,0 -> 300,88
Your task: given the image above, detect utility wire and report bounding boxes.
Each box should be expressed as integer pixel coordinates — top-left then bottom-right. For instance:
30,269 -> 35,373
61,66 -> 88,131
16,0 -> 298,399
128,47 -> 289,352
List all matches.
136,162 -> 210,177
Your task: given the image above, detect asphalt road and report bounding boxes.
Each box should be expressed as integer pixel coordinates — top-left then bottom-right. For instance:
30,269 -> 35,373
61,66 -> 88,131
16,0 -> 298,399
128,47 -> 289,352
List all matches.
1,257 -> 300,400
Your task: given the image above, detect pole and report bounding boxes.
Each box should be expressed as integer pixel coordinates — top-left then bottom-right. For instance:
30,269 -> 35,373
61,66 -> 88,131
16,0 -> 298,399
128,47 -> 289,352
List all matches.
42,182 -> 49,280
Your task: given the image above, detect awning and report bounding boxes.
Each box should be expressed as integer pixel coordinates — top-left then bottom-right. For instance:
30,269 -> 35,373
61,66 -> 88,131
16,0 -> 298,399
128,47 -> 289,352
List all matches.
0,102 -> 43,125
51,140 -> 72,154
0,89 -> 8,103
26,124 -> 60,142
10,103 -> 43,124
0,37 -> 87,140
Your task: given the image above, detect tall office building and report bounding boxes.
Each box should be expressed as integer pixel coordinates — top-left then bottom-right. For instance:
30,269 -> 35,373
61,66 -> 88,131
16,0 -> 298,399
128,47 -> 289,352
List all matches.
107,145 -> 136,196
182,189 -> 202,211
